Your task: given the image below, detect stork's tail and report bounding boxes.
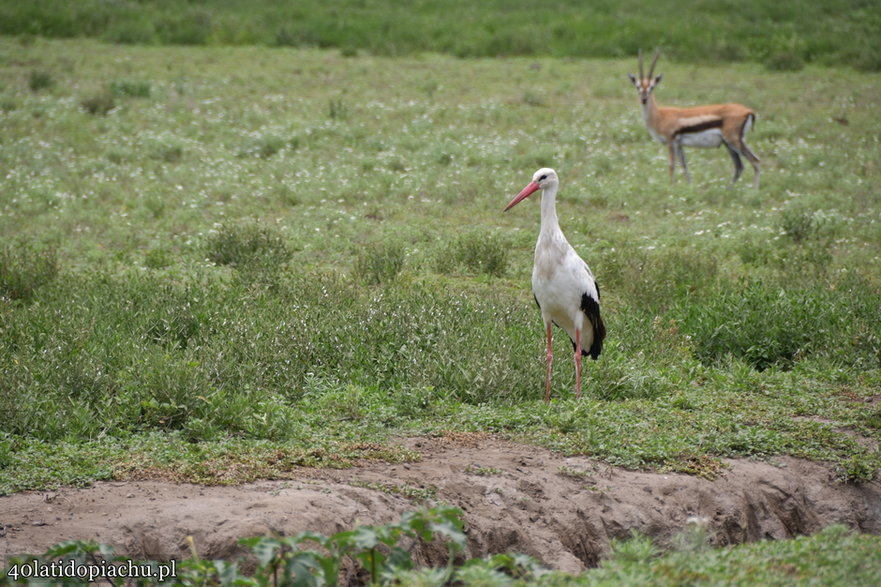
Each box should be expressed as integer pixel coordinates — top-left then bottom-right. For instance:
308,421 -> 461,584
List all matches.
578,291 -> 606,360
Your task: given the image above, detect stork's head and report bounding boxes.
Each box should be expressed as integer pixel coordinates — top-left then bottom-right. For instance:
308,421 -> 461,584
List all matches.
627,48 -> 663,105
504,168 -> 557,211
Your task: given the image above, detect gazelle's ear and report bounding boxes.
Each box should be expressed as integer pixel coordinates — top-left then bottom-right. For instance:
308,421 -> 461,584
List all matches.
654,73 -> 663,86
627,73 -> 638,86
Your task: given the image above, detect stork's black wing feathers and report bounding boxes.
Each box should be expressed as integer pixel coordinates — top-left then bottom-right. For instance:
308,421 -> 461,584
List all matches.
579,282 -> 605,360
538,282 -> 605,359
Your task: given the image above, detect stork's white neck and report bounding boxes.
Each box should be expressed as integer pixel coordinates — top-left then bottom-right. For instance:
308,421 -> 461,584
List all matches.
539,183 -> 561,238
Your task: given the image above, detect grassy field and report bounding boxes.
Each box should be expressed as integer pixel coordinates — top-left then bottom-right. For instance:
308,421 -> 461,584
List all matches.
1,0 -> 880,71
1,36 -> 879,495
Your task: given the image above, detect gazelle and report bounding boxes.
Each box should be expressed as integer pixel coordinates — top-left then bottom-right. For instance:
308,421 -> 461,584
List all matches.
627,49 -> 760,189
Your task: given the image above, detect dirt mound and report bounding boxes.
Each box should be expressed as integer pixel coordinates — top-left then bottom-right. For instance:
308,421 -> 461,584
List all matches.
2,437 -> 880,574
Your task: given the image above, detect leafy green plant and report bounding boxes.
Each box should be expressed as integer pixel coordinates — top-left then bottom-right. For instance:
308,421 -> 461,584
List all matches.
672,517 -> 712,553
0,433 -> 12,469
606,530 -> 662,565
435,231 -> 510,277
205,221 -> 292,272
0,241 -> 58,302
675,282 -> 841,371
846,45 -> 881,72
521,89 -> 545,107
109,79 -> 151,98
354,240 -> 406,285
599,247 -> 718,312
762,32 -> 807,71
238,134 -> 286,158
202,506 -> 467,586
0,507 -> 468,586
80,91 -> 116,115
347,480 -> 438,501
393,552 -> 549,585
144,137 -> 185,163
329,97 -> 348,120
557,465 -> 594,481
592,354 -> 671,401
779,208 -> 823,243
28,70 -> 53,92
465,463 -> 503,476
144,247 -> 173,269
833,453 -> 879,484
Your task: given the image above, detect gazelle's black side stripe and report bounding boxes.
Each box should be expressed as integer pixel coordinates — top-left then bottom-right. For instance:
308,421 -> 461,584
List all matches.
674,118 -> 723,137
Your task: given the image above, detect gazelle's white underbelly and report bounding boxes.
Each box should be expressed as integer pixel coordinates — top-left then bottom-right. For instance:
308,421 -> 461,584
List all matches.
680,128 -> 724,148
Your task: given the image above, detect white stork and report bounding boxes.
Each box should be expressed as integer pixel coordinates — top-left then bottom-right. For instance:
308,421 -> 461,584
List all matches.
504,168 -> 606,402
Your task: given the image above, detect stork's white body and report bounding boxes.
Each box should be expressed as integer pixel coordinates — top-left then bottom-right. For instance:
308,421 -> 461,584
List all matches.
532,197 -> 598,355
505,168 -> 605,402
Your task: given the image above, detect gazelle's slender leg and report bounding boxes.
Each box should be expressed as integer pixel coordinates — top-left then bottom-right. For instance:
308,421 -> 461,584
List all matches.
741,143 -> 761,189
725,142 -> 744,185
738,116 -> 761,189
677,141 -> 692,184
667,141 -> 677,184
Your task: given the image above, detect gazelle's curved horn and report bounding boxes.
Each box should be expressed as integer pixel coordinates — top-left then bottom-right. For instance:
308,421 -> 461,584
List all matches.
648,48 -> 661,79
638,48 -> 644,79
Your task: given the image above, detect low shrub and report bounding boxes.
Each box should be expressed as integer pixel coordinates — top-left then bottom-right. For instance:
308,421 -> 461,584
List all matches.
0,241 -> 58,302
434,231 -> 510,277
109,79 -> 151,98
28,69 -> 53,92
592,355 -> 672,401
80,91 -> 116,115
204,221 -> 292,272
328,97 -> 347,120
760,31 -> 807,72
354,240 -> 405,285
778,207 -> 823,243
599,247 -> 718,312
237,134 -> 286,159
673,281 -> 845,370
145,137 -> 184,163
765,49 -> 805,72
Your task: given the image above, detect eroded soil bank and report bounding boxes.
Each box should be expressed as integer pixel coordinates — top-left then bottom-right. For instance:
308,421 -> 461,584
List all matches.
2,437 -> 880,575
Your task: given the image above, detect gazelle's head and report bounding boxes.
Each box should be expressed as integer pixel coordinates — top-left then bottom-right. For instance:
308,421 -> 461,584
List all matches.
627,48 -> 663,105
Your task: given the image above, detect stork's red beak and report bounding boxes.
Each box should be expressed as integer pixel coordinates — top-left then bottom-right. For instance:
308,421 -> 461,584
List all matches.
504,181 -> 540,211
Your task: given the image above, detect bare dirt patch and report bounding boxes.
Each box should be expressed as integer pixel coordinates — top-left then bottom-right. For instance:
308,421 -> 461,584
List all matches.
2,437 -> 880,574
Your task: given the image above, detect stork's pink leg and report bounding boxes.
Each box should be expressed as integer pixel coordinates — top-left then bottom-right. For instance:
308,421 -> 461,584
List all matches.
545,321 -> 553,403
575,328 -> 582,401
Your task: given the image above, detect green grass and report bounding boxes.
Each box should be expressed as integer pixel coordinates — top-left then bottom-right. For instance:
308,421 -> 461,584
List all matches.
396,522 -> 881,584
0,36 -> 880,500
1,1 -> 880,71
567,524 -> 881,586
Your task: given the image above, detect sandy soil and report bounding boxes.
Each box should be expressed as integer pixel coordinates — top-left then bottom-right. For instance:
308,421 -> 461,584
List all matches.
2,436 -> 880,575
